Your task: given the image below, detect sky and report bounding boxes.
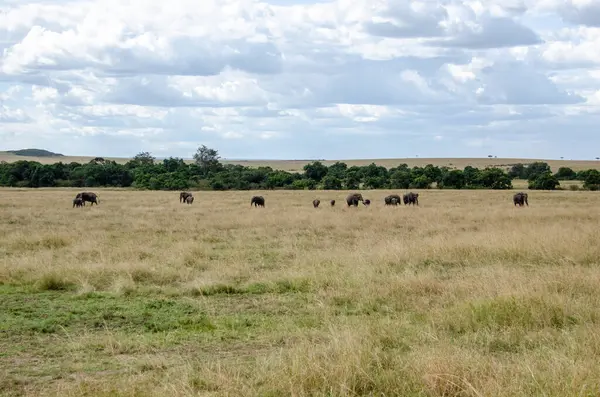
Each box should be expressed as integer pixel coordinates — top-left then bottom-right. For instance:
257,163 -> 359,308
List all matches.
0,0 -> 599,160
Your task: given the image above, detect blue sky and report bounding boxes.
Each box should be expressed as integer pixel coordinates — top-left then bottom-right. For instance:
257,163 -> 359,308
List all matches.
1,0 -> 599,160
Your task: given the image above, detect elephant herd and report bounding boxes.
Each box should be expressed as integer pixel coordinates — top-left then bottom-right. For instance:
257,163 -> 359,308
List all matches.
71,190 -> 531,209
310,192 -> 418,208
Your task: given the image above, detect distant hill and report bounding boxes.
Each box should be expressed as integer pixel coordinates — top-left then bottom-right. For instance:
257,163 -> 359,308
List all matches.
6,149 -> 64,157
0,150 -> 599,173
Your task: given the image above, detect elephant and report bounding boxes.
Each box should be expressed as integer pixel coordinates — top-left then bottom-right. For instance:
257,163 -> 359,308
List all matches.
251,196 -> 265,207
185,196 -> 194,204
73,197 -> 84,208
363,199 -> 371,206
513,192 -> 529,207
330,200 -> 336,207
180,191 -> 193,203
346,193 -> 364,207
384,194 -> 401,206
403,192 -> 419,206
75,192 -> 99,206
313,199 -> 320,208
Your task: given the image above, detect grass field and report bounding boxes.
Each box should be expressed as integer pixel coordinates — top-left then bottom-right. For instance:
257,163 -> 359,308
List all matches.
1,187 -> 600,396
2,151 -> 600,172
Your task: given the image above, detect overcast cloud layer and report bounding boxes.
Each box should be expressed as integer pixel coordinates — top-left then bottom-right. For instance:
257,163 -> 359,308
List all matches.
1,0 -> 599,160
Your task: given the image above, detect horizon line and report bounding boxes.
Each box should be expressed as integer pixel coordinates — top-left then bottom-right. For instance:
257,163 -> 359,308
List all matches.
1,150 -> 599,162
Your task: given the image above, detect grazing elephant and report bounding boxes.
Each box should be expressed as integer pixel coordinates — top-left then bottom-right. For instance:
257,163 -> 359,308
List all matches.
73,197 -> 84,208
384,194 -> 401,206
313,199 -> 320,208
403,192 -> 419,206
411,192 -> 420,205
185,196 -> 194,205
513,192 -> 529,207
363,199 -> 371,206
251,195 -> 265,207
75,192 -> 99,206
330,200 -> 336,207
180,191 -> 193,203
346,193 -> 364,207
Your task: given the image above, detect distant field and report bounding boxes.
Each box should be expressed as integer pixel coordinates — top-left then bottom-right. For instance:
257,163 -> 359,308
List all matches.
1,187 -> 600,396
1,151 -> 599,172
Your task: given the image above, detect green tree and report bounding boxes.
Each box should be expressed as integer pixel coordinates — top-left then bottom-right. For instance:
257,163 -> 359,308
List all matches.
129,151 -> 155,167
577,169 -> 594,181
327,162 -> 347,178
463,166 -> 480,187
163,157 -> 187,173
508,163 -> 525,179
344,167 -> 361,190
291,179 -> 316,190
303,161 -> 328,182
423,164 -> 443,183
389,169 -> 411,189
364,176 -> 387,189
477,168 -> 512,189
524,162 -> 551,181
582,169 -> 600,190
361,163 -> 388,179
193,145 -> 222,175
321,175 -> 342,190
411,176 -> 431,189
528,172 -> 560,190
265,170 -> 295,188
441,169 -> 465,189
554,167 -> 577,180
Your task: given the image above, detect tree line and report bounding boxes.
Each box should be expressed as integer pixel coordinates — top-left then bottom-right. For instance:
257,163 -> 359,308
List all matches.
1,146 -> 599,191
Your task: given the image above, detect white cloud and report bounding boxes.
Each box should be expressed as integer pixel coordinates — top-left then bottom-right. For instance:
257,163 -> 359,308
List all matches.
0,0 -> 599,160
551,0 -> 600,27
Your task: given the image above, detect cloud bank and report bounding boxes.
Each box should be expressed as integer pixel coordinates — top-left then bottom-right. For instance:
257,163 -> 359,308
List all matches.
1,0 -> 599,159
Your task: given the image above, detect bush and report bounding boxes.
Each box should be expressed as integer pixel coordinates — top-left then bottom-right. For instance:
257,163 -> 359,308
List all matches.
555,167 -> 577,180
528,172 -> 560,190
582,170 -> 600,191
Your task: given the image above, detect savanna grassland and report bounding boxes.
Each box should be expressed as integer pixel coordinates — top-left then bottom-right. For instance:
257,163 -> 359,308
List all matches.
2,187 -> 600,397
2,151 -> 599,172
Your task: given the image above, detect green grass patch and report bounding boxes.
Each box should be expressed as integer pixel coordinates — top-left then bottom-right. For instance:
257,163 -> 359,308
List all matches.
1,290 -> 215,335
444,296 -> 581,335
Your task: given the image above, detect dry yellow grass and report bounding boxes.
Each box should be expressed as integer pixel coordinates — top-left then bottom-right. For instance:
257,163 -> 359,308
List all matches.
1,187 -> 600,396
2,151 -> 599,172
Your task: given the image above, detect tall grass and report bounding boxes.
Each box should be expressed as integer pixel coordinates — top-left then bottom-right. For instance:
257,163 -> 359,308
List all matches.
1,187 -> 599,396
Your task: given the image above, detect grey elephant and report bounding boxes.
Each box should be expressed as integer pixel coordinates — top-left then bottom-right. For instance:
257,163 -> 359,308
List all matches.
75,192 -> 99,206
513,192 -> 529,207
251,196 -> 265,207
385,194 -> 401,206
330,200 -> 336,207
185,196 -> 194,204
313,199 -> 320,208
180,191 -> 193,203
346,193 -> 364,207
73,197 -> 84,208
403,192 -> 419,206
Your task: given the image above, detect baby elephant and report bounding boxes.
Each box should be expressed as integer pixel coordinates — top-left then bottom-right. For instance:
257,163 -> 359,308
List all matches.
363,199 -> 371,207
73,197 -> 84,208
330,200 -> 336,207
185,196 -> 194,204
313,199 -> 320,208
